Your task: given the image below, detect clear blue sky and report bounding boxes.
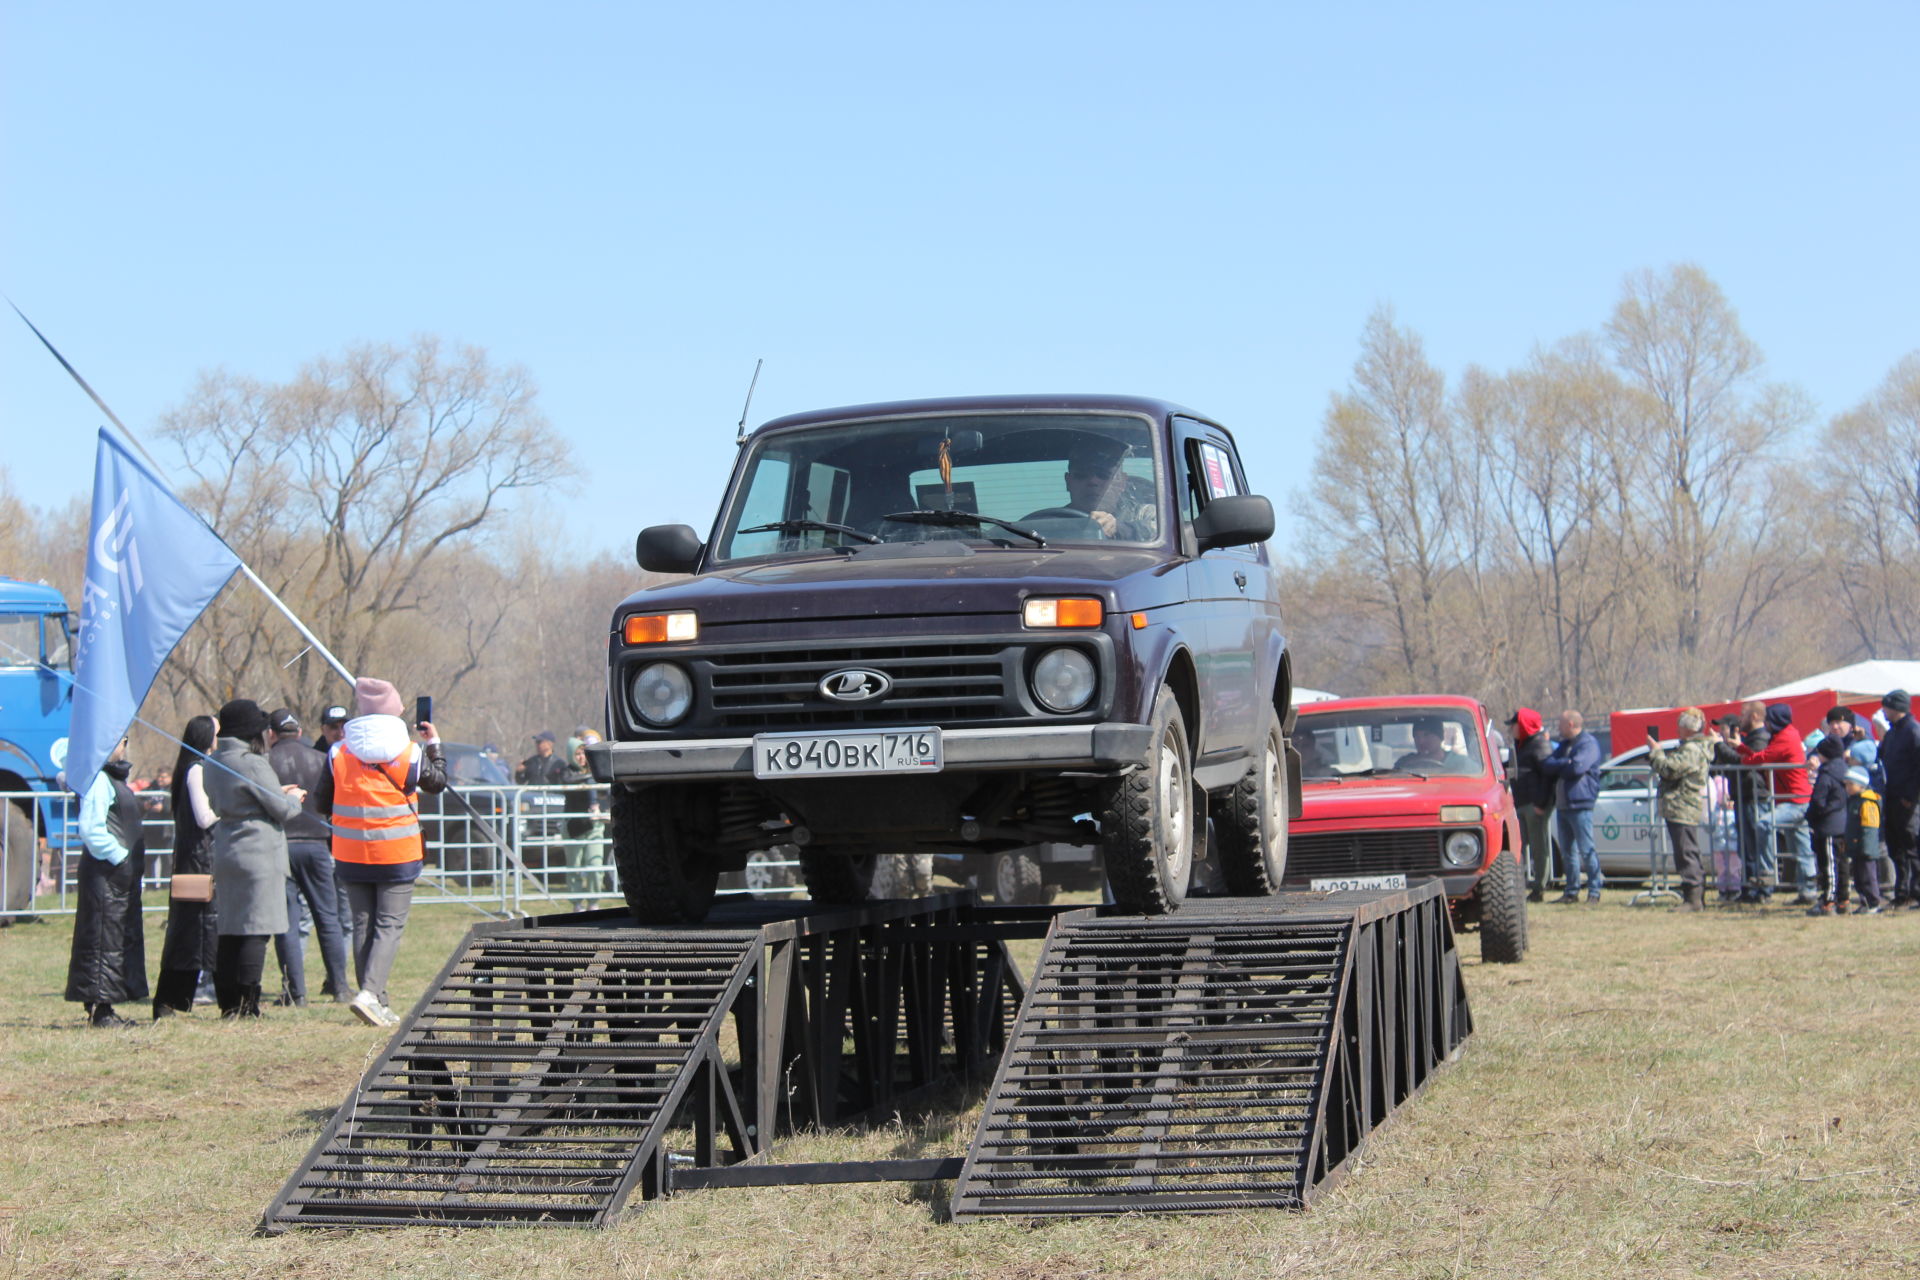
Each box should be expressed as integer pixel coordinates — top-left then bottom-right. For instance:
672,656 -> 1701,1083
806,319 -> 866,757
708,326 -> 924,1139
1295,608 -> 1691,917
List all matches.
5,2 -> 1916,558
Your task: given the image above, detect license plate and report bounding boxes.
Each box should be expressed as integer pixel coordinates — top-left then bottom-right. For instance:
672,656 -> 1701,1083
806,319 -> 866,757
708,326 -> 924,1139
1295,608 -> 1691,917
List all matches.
753,728 -> 943,779
1309,873 -> 1407,893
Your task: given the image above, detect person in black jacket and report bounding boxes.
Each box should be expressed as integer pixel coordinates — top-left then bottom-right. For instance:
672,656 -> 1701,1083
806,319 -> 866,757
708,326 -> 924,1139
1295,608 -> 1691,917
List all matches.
267,708 -> 349,1004
154,715 -> 219,1018
1804,736 -> 1851,915
517,731 -> 568,786
1877,689 -> 1920,909
1505,708 -> 1555,902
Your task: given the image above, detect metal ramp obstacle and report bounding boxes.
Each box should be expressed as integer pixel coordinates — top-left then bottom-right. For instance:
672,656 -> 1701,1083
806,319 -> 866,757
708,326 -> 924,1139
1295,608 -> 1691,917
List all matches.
265,882 -> 1468,1230
262,893 -> 1026,1230
949,882 -> 1469,1218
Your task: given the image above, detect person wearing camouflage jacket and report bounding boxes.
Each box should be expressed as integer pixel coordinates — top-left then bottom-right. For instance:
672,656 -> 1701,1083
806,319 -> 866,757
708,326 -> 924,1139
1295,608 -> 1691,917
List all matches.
1647,708 -> 1714,910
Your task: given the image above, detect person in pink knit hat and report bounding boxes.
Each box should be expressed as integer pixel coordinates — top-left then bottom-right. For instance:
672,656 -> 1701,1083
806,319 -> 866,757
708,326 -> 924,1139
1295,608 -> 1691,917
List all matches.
312,677 -> 448,1026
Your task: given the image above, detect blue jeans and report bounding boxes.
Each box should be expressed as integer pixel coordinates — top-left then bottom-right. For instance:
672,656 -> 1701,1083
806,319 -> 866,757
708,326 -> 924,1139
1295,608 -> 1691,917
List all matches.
274,841 -> 349,1001
1760,802 -> 1813,892
1556,807 -> 1602,896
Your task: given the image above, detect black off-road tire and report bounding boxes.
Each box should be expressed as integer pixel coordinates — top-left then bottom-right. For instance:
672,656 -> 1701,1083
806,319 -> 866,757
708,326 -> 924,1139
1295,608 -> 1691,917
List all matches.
1477,847 -> 1529,964
1210,711 -> 1289,896
3,801 -> 36,917
611,787 -> 719,924
992,849 -> 1046,904
1098,686 -> 1202,915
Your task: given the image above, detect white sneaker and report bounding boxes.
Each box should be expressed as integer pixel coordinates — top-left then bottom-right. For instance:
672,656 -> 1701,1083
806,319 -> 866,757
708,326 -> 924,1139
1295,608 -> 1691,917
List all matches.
349,990 -> 386,1026
378,1003 -> 401,1027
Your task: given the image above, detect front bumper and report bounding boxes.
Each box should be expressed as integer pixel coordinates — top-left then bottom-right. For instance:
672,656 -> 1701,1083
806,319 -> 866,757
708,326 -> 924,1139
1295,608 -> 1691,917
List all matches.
586,722 -> 1152,785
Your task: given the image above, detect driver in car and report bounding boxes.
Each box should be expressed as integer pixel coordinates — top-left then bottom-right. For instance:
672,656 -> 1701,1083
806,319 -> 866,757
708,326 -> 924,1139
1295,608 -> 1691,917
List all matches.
1396,717 -> 1467,773
1029,440 -> 1153,539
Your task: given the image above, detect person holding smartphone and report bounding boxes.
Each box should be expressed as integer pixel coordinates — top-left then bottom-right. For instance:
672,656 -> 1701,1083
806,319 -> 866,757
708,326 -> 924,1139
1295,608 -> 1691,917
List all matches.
313,677 -> 447,1027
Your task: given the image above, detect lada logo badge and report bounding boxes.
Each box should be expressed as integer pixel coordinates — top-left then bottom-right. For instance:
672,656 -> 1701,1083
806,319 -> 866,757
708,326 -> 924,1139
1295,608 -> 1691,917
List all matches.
819,668 -> 892,702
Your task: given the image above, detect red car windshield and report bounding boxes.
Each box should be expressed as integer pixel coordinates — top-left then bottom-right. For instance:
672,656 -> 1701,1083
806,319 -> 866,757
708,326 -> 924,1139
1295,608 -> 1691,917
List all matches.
1292,707 -> 1486,779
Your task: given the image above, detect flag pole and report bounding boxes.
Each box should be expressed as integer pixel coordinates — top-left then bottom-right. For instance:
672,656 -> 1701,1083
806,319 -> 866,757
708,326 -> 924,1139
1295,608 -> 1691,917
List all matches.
236,562 -> 355,687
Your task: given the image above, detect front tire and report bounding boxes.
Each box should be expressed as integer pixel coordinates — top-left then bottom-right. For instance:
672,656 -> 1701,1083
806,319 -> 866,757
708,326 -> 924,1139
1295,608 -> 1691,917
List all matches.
1210,711 -> 1289,895
1476,847 -> 1529,964
611,787 -> 719,924
1098,685 -> 1202,914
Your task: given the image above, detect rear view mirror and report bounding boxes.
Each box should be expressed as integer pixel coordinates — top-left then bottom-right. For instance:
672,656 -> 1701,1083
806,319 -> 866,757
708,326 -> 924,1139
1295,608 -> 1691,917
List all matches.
637,524 -> 704,574
1194,494 -> 1275,552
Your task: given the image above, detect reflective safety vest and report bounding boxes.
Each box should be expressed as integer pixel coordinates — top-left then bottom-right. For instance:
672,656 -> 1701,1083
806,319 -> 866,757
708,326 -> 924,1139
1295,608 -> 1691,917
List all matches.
329,746 -> 423,866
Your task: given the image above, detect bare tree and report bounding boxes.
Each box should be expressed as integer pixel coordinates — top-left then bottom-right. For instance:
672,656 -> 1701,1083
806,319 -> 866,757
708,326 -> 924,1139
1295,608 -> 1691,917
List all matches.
1811,351 -> 1920,655
155,337 -> 574,717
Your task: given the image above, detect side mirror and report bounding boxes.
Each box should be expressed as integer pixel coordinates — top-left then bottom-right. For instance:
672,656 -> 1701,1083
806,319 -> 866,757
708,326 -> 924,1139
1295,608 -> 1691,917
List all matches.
1193,494 -> 1275,552
636,524 -> 704,574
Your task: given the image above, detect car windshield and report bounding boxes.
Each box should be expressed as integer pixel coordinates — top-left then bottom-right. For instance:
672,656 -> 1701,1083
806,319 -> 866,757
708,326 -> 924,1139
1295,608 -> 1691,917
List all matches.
1291,706 -> 1486,778
712,412 -> 1164,562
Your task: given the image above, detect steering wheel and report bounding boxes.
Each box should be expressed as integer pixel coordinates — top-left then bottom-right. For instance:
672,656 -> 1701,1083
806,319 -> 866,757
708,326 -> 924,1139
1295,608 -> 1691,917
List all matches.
1023,507 -> 1093,521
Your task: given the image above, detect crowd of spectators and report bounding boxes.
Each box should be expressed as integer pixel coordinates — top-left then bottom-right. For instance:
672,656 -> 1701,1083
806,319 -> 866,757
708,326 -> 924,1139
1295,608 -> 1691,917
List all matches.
1508,688 -> 1919,916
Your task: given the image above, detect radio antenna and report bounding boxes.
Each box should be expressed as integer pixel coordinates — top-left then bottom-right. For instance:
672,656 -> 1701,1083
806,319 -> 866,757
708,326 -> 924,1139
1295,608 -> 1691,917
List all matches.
735,358 -> 764,446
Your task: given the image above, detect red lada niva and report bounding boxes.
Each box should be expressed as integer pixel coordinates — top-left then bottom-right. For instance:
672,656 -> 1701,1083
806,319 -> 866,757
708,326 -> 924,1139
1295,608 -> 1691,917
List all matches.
1286,695 -> 1528,963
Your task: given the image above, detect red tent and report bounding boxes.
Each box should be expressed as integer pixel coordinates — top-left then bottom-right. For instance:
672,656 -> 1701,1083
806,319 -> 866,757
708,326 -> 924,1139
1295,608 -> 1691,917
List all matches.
1611,690 -> 1881,749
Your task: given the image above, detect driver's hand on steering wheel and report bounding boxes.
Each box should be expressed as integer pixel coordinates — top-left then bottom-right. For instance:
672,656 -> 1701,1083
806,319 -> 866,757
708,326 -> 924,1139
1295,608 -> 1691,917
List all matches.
1088,510 -> 1118,537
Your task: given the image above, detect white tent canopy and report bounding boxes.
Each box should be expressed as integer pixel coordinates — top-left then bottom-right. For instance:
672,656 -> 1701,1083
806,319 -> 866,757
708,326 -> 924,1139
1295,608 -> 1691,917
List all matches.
1743,660 -> 1920,702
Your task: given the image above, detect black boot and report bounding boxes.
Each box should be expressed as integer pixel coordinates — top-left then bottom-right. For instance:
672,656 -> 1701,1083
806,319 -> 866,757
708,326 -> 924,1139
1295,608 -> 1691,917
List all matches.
88,1003 -> 137,1029
239,984 -> 264,1019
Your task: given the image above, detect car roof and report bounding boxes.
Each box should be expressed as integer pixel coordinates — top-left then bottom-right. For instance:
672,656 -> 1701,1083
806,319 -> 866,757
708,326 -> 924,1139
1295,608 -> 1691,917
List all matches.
749,394 -> 1218,440
1296,694 -> 1486,716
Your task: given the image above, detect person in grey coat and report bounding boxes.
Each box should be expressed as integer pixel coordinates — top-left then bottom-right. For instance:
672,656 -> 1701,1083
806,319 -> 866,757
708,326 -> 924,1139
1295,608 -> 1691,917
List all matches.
204,699 -> 306,1018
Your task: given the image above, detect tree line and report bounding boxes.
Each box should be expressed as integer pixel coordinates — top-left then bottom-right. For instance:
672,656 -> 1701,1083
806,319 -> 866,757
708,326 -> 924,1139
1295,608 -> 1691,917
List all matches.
2,336 -> 665,774
1282,263 -> 1920,721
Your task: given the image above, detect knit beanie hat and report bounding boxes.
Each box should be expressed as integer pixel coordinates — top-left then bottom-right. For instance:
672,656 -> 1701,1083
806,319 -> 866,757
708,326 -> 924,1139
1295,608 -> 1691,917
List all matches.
1506,708 -> 1542,738
1845,766 -> 1870,788
1849,739 -> 1878,766
1817,735 -> 1845,760
215,698 -> 270,741
354,676 -> 404,718
1764,703 -> 1793,733
1883,688 -> 1912,714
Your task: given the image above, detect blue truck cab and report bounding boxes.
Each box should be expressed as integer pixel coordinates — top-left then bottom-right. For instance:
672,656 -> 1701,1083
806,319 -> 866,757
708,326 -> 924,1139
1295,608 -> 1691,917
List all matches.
1,575 -> 77,911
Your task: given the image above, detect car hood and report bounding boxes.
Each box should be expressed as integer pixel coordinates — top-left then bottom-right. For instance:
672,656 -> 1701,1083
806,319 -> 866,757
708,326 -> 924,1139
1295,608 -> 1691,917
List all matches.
619,546 -> 1182,626
1297,776 -> 1498,824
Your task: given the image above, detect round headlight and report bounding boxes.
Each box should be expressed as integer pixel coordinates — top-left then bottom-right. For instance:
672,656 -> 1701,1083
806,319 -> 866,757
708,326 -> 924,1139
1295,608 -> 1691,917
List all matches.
1443,830 -> 1482,868
1031,647 -> 1096,713
630,662 -> 693,727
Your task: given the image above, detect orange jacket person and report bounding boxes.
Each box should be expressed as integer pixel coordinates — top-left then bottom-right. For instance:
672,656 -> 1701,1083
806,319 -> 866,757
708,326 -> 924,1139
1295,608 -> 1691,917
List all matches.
313,677 -> 447,1026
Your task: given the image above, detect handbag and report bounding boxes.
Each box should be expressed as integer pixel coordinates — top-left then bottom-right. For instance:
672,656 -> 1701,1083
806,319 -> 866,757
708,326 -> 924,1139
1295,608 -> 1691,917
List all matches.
169,873 -> 213,902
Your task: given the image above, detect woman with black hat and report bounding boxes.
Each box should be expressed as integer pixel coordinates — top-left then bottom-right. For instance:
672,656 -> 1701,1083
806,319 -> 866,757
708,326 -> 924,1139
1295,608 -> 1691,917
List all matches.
203,698 -> 306,1018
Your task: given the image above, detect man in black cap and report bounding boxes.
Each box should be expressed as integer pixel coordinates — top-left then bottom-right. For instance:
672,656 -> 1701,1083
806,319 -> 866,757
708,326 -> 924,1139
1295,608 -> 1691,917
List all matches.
312,704 -> 349,754
268,708 -> 350,1003
1025,438 -> 1154,539
1878,689 -> 1920,907
518,731 -> 568,786
1396,715 -> 1465,773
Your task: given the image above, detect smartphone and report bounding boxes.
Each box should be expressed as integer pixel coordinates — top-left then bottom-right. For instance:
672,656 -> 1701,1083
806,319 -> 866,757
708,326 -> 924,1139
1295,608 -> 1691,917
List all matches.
415,695 -> 433,727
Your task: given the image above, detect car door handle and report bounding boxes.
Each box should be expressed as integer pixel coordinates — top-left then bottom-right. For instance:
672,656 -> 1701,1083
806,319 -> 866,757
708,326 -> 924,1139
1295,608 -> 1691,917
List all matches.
1233,571 -> 1247,589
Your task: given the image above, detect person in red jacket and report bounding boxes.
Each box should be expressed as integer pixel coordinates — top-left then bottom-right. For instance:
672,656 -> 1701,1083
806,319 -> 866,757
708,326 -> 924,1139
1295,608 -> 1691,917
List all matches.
1736,703 -> 1815,905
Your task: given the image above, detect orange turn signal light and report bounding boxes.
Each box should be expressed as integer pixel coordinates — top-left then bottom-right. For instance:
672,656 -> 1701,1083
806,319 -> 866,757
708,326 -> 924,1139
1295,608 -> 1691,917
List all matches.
623,612 -> 698,645
1023,598 -> 1103,628
1130,612 -> 1148,630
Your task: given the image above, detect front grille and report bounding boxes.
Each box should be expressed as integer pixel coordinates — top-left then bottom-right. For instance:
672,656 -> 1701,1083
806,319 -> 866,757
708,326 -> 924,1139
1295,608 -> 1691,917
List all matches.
1287,829 -> 1441,879
699,640 -> 1017,731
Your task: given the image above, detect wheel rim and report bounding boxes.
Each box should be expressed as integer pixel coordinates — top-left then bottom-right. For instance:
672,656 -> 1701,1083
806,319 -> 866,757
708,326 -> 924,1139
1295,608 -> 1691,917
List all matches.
1262,739 -> 1285,870
1159,733 -> 1193,888
745,851 -> 772,890
994,856 -> 1018,902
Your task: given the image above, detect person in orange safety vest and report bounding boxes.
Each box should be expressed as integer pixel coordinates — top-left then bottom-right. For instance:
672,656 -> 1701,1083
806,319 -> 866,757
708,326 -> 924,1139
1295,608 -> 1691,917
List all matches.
313,676 -> 447,1027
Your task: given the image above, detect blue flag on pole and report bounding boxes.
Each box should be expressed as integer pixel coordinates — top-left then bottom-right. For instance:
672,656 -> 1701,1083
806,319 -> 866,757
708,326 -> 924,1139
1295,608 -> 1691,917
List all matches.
68,429 -> 241,799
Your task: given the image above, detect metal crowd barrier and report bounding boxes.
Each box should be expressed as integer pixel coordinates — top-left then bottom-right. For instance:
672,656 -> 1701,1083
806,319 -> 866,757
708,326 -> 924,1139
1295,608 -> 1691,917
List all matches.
0,784 -> 805,920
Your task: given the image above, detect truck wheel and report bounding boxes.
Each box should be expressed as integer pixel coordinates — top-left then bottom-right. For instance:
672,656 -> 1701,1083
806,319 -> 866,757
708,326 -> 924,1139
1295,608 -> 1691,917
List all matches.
1098,685 -> 1201,914
1476,847 -> 1529,964
1209,711 -> 1288,895
3,801 -> 36,915
611,787 -> 718,924
992,850 -> 1045,904
801,851 -> 932,901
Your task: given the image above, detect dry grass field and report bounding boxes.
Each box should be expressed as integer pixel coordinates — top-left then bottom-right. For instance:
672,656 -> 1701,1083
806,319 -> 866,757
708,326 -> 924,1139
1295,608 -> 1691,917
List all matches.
3,891 -> 1918,1280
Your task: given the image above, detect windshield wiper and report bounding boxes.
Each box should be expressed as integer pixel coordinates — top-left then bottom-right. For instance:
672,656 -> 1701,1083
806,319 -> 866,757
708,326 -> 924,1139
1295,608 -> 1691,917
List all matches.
736,519 -> 880,545
881,509 -> 1047,547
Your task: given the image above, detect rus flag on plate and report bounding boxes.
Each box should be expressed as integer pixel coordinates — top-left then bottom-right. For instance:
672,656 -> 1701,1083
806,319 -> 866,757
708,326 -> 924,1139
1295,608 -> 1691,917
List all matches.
67,429 -> 241,799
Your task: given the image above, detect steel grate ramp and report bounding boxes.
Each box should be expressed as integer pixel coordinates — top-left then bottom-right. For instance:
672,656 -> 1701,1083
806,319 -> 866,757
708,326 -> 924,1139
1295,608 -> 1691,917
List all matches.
265,925 -> 758,1229
951,885 -> 1469,1218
